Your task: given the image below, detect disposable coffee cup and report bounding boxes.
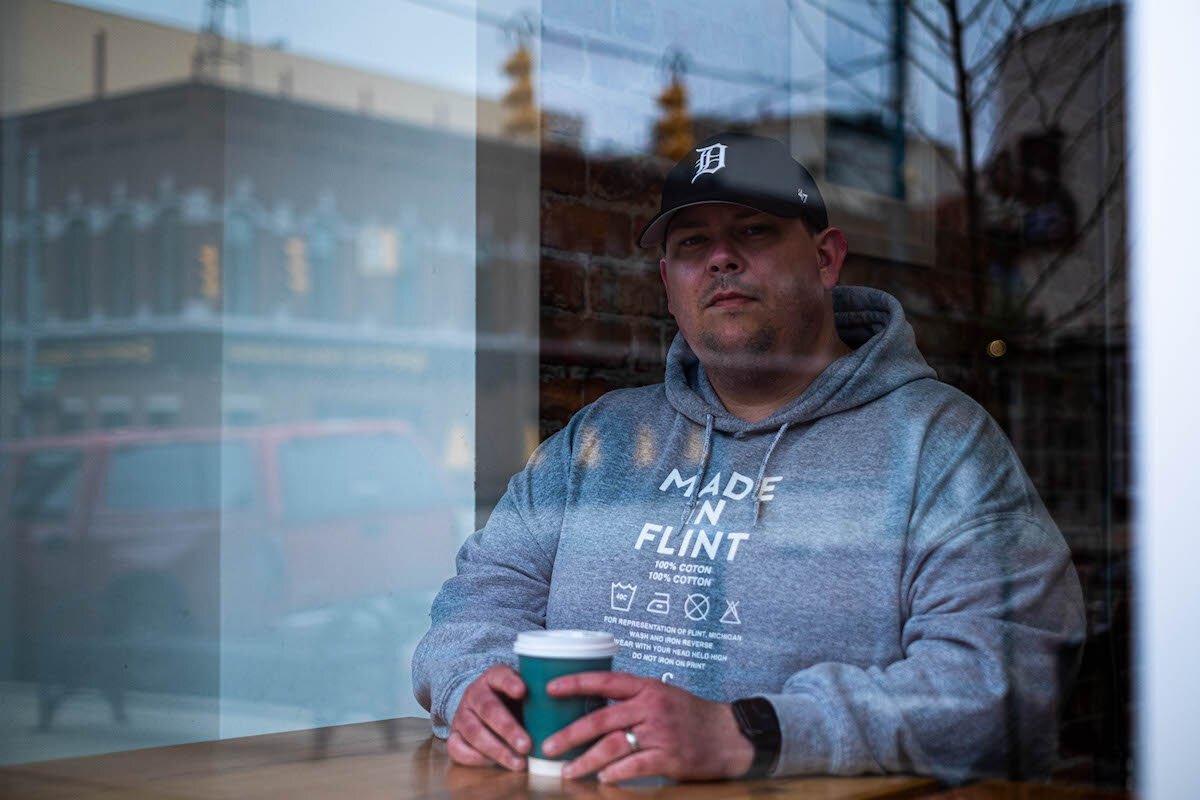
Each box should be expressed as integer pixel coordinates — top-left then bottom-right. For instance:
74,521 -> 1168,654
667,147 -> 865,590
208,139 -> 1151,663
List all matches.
514,629 -> 619,777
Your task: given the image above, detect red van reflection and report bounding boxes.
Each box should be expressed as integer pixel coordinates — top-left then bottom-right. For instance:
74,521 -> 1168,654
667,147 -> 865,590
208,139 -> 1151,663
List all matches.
1,421 -> 458,720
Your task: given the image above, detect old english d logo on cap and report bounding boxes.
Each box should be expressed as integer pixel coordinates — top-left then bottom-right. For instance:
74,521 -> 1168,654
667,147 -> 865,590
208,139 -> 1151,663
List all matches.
639,131 -> 829,248
692,143 -> 728,183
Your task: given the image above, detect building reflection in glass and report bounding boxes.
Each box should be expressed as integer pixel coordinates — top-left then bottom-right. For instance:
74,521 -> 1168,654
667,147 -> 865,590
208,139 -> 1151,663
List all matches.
0,0 -> 540,764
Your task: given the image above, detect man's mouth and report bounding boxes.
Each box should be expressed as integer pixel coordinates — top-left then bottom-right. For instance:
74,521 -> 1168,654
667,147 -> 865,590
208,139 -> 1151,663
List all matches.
707,290 -> 756,309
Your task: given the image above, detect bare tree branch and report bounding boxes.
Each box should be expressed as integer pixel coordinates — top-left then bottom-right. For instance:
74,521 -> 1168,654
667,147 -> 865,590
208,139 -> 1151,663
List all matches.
1009,22 -> 1056,126
787,2 -> 902,110
785,5 -> 971,183
984,14 -> 1098,129
785,0 -> 965,118
1059,85 -> 1127,163
1023,226 -> 1127,338
961,0 -> 995,32
966,0 -> 1035,78
989,3 -> 1116,127
723,51 -> 895,119
987,12 -> 1122,141
1017,157 -> 1126,313
967,29 -> 1025,115
905,1 -> 953,52
908,15 -> 954,66
903,116 -> 968,181
1035,16 -> 1122,125
852,2 -> 964,97
797,0 -> 894,50
901,49 -> 963,97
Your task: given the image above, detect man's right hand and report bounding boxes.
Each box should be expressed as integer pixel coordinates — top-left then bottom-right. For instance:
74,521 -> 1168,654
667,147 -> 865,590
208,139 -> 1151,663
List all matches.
446,664 -> 531,771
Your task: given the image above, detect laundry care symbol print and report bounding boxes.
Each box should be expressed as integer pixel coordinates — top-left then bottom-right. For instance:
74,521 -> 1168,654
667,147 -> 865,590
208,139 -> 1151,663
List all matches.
684,593 -> 710,621
647,592 -> 670,615
619,584 -> 743,623
610,582 -> 637,612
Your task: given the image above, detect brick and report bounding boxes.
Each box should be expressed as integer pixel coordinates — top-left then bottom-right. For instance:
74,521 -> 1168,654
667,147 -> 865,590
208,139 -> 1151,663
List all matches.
586,263 -> 620,314
542,196 -> 635,259
583,373 -> 623,404
617,267 -> 668,317
630,320 -> 669,373
586,262 -> 667,318
540,369 -> 584,426
541,196 -> 609,256
588,155 -> 665,206
604,210 -> 635,258
539,419 -> 565,440
541,256 -> 586,311
541,145 -> 587,196
541,311 -> 632,369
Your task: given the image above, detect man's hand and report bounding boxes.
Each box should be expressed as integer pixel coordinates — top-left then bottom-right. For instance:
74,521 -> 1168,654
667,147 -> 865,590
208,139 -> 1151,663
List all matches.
447,664 -> 531,771
541,672 -> 754,783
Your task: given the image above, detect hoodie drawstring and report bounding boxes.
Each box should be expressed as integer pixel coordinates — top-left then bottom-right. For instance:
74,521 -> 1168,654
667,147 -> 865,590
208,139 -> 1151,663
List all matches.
680,413 -> 715,529
680,415 -> 790,529
753,422 -> 790,525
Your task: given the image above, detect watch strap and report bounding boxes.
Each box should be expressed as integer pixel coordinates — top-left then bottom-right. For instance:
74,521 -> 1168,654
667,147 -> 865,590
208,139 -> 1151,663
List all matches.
730,697 -> 781,778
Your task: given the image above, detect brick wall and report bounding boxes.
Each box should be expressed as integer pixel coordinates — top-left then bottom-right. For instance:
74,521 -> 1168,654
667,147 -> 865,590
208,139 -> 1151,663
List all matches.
538,145 -> 675,438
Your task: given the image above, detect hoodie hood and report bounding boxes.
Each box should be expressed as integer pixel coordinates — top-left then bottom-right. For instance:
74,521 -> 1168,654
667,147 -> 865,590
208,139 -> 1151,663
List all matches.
664,285 -> 936,433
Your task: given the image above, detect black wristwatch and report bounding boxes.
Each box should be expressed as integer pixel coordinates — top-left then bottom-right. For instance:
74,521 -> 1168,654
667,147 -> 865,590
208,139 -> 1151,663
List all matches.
730,697 -> 781,778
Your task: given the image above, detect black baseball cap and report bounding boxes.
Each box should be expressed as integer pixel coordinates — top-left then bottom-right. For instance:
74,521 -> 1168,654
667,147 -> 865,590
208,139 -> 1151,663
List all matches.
638,132 -> 829,248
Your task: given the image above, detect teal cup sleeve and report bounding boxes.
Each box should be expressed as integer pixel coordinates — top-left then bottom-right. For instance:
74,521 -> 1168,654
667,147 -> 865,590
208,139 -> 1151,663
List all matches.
518,654 -> 613,760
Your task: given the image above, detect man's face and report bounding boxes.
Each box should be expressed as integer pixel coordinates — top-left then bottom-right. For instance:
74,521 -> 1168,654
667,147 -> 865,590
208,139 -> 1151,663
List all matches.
658,203 -> 843,371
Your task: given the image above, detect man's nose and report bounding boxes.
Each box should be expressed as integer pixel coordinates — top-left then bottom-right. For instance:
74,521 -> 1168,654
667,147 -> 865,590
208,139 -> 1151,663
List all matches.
707,238 -> 742,273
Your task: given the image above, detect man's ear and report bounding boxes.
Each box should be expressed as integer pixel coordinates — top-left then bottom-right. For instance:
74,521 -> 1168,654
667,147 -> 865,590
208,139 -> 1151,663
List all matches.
659,259 -> 674,314
814,227 -> 848,289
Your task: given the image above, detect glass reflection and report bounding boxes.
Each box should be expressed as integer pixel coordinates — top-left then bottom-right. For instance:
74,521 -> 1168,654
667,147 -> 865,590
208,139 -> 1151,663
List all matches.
532,0 -> 1127,789
0,0 -> 531,764
0,0 -> 1127,790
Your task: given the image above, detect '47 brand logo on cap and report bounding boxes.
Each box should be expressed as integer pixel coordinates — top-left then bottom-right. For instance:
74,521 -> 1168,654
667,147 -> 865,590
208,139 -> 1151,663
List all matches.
692,143 -> 727,183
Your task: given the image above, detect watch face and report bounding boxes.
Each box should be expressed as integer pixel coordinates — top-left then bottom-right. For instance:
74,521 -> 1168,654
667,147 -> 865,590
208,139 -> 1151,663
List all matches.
735,698 -> 778,735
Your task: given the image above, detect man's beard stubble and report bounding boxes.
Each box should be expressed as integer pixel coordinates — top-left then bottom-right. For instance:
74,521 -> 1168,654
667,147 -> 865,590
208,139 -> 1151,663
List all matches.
700,322 -> 779,369
696,275 -> 780,361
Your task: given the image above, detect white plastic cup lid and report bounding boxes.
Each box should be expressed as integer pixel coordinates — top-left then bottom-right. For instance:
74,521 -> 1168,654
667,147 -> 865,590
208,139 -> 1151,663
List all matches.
513,630 -> 619,659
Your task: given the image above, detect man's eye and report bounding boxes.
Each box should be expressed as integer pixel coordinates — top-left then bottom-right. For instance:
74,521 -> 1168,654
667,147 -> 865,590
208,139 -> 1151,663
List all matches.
743,225 -> 771,236
678,235 -> 705,247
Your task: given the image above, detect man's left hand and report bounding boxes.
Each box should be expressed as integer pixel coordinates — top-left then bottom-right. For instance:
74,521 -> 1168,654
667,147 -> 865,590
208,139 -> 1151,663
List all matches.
541,671 -> 754,783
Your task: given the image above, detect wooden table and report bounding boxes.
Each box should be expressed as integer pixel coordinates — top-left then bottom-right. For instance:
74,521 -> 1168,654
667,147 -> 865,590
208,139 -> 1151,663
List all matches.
0,717 -> 939,799
0,718 -> 1130,799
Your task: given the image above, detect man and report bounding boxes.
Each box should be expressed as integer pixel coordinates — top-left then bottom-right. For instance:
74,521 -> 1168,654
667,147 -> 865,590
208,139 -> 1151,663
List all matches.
413,132 -> 1085,783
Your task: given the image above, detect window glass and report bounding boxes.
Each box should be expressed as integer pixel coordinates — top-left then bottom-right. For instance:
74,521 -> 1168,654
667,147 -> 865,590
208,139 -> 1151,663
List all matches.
9,450 -> 82,521
104,441 -> 253,511
533,0 -> 1129,790
308,222 -> 337,321
0,0 -> 1133,792
153,206 -> 183,314
279,432 -> 443,522
107,212 -> 134,317
0,0 -> 508,765
63,218 -> 90,320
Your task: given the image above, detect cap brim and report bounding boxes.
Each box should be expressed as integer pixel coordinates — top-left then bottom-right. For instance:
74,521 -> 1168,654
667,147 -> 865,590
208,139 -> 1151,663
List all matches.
638,200 -> 795,248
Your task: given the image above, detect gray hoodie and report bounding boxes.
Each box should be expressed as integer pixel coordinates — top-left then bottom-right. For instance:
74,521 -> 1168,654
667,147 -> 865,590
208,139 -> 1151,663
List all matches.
412,285 -> 1086,782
